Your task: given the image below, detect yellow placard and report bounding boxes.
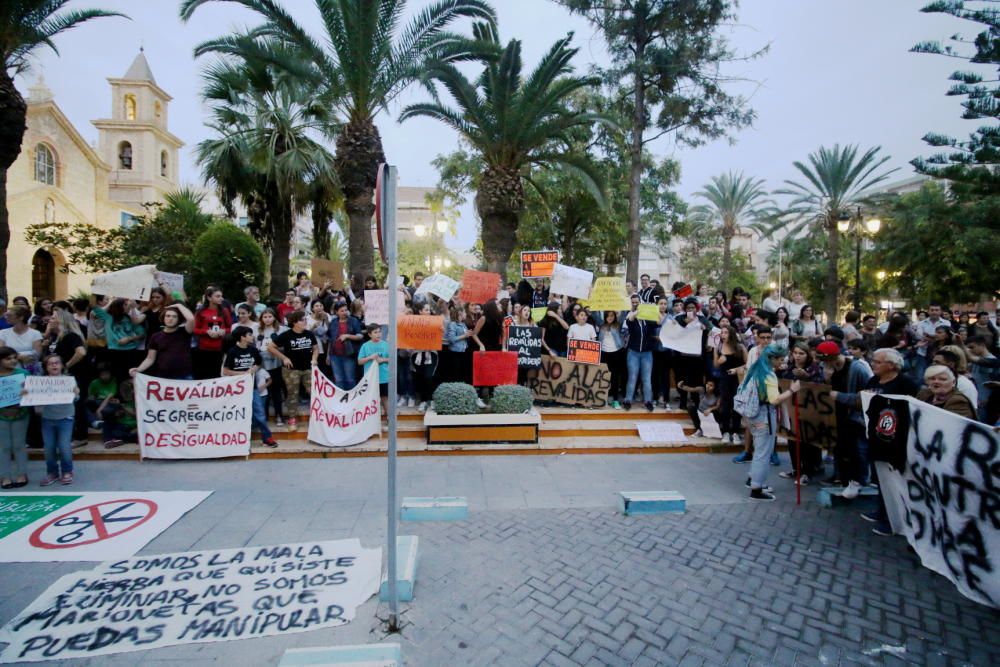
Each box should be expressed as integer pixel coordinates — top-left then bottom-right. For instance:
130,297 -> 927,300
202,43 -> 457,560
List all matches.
636,304 -> 660,321
584,277 -> 630,311
530,307 -> 548,323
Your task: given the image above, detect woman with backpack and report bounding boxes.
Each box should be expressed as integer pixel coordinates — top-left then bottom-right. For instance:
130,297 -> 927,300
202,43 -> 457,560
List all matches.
736,344 -> 801,501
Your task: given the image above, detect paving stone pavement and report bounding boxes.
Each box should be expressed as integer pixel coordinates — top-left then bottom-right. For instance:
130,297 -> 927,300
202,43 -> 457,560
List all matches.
0,455 -> 997,666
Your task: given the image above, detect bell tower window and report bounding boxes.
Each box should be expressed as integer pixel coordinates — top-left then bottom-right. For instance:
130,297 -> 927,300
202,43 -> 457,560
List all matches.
34,144 -> 55,185
160,150 -> 168,177
118,141 -> 133,170
124,94 -> 137,120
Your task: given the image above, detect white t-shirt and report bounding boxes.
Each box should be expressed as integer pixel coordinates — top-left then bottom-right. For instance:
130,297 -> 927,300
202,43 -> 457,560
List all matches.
787,302 -> 805,321
957,374 -> 979,408
600,329 -> 619,353
0,327 -> 43,364
568,322 -> 597,341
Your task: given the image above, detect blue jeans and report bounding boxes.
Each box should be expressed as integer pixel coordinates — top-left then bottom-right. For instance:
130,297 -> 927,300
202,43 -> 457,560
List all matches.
252,393 -> 273,440
397,355 -> 414,399
749,405 -> 777,489
625,350 -> 653,403
42,417 -> 74,477
330,355 -> 357,389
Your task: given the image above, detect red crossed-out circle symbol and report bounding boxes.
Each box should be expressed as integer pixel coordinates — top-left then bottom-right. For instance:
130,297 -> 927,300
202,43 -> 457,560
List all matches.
28,499 -> 158,549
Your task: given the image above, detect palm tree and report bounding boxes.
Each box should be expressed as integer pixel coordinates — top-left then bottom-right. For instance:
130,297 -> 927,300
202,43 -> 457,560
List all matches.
400,25 -> 606,277
773,144 -> 897,320
181,0 -> 496,292
0,1 -> 126,301
690,172 -> 773,293
195,35 -> 338,297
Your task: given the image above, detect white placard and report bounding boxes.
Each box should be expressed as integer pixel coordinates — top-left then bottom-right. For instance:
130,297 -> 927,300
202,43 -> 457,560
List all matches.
20,376 -> 76,406
135,374 -> 253,460
659,319 -> 703,356
415,273 -> 459,302
550,263 -> 593,299
0,538 -> 380,663
91,265 -> 157,301
153,270 -> 185,296
0,491 -> 211,563
364,289 -> 406,326
308,364 -> 381,447
700,413 -> 723,439
636,422 -> 689,443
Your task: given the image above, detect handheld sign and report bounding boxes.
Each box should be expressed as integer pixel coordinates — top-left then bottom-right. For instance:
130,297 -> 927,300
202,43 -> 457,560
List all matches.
458,269 -> 501,304
550,263 -> 593,299
506,326 -> 543,368
20,376 -> 76,407
636,304 -> 660,321
530,307 -> 548,323
311,258 -> 344,289
659,319 -> 702,355
673,283 -> 694,299
585,277 -> 630,311
92,265 -> 157,301
567,339 -> 601,365
363,289 -> 405,326
396,315 -> 443,351
0,374 -> 25,408
472,351 -> 518,386
415,273 -> 459,301
521,250 -> 560,278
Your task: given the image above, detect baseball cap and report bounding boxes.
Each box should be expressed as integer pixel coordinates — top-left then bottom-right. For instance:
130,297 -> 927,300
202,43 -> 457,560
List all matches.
816,341 -> 842,357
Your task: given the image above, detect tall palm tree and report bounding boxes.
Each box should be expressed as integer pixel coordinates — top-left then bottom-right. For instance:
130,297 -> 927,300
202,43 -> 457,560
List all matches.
196,35 -> 338,297
773,144 -> 897,320
690,172 -> 773,293
181,0 -> 496,291
0,1 -> 126,301
400,25 -> 606,277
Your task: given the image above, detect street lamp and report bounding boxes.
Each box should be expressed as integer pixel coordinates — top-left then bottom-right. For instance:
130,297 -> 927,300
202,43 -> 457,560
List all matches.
837,206 -> 881,312
414,224 -> 426,237
435,218 -> 448,233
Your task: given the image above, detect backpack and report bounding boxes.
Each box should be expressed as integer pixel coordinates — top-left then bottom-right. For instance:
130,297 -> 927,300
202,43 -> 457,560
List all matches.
733,378 -> 761,418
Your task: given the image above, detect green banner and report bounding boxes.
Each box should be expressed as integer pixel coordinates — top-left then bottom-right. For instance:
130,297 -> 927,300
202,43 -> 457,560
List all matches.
0,495 -> 80,539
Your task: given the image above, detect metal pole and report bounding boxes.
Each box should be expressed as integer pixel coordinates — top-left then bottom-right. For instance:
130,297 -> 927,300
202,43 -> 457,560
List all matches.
384,165 -> 400,632
777,240 -> 783,302
853,206 -> 862,313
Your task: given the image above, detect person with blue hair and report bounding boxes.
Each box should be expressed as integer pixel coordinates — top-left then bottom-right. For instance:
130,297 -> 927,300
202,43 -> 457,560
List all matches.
739,343 -> 801,501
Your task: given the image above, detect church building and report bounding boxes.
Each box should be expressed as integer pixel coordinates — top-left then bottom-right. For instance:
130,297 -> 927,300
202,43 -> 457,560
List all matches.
6,50 -> 182,302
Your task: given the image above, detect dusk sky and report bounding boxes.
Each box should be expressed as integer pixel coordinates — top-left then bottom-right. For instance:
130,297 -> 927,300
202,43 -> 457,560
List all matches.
17,0 -> 987,252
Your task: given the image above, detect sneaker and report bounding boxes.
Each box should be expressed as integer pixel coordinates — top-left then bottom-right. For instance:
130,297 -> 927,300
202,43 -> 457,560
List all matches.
40,474 -> 59,487
732,450 -> 752,463
872,524 -> 893,537
745,478 -> 773,492
276,417 -> 285,426
749,489 -> 776,501
819,477 -> 843,488
475,398 -> 486,409
644,401 -> 654,412
407,398 -> 416,408
623,401 -> 632,411
396,397 -> 406,408
841,480 -> 863,499
417,401 -> 427,414
732,433 -> 742,445
693,429 -> 704,437
103,439 -> 124,449
778,470 -> 796,479
263,437 -> 278,448
798,475 -> 809,486
286,418 -> 298,432
60,472 -> 73,486
611,400 -> 622,410
90,420 -> 103,429
860,511 -> 881,524
721,433 -> 732,444
770,452 -> 781,466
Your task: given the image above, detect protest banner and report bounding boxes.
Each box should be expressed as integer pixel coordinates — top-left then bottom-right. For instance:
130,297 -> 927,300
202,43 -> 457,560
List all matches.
530,307 -> 548,324
700,413 -> 723,439
153,271 -> 184,297
135,374 -> 253,460
363,289 -> 405,326
396,315 -> 443,351
636,304 -> 660,322
458,269 -> 501,304
658,319 -> 702,355
861,393 -> 999,608
585,277 -> 629,311
520,250 -> 560,278
550,263 -> 593,299
506,326 -> 543,368
0,491 -> 210,563
0,374 -> 25,408
472,351 -> 518,386
779,380 -> 836,449
567,339 -> 601,365
636,422 -> 689,443
415,273 -> 460,301
91,265 -> 157,301
20,376 -> 76,407
308,365 -> 380,448
0,538 -> 380,662
528,355 -> 611,408
310,258 -> 344,289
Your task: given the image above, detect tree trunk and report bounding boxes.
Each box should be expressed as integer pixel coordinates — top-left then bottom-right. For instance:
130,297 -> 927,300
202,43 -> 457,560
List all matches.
476,165 -> 524,282
481,211 -> 519,280
824,214 -> 840,324
721,228 -> 733,294
268,208 -> 293,299
625,43 -> 646,285
335,119 -> 385,293
0,68 -> 29,303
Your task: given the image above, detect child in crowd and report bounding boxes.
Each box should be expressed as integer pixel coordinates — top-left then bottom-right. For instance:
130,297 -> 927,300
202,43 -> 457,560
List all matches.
99,378 -> 136,449
86,364 -> 116,428
0,346 -> 29,488
678,379 -> 720,438
36,355 -> 79,486
358,324 -> 390,417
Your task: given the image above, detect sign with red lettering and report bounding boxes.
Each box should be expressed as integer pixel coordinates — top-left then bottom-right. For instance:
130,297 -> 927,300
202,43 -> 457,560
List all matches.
567,339 -> 601,365
458,269 -> 501,304
397,315 -> 443,351
472,351 -> 518,386
521,250 -> 560,278
308,364 -> 381,447
135,374 -> 253,460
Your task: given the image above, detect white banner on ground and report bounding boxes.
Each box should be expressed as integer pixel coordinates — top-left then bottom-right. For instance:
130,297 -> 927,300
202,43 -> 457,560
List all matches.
0,539 -> 380,663
550,263 -> 593,299
700,413 -> 723,439
0,491 -> 210,563
135,374 -> 253,460
363,290 -> 406,326
658,320 -> 702,356
20,376 -> 76,407
308,365 -> 381,448
415,273 -> 459,302
91,265 -> 157,301
636,422 -> 689,443
861,392 -> 999,608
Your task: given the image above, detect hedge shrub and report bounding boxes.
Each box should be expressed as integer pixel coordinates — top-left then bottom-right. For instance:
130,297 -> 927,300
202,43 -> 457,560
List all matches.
189,222 -> 266,303
432,382 -> 479,415
490,385 -> 533,414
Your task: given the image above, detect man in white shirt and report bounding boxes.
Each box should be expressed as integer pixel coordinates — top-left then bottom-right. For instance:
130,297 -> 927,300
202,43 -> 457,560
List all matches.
915,302 -> 948,378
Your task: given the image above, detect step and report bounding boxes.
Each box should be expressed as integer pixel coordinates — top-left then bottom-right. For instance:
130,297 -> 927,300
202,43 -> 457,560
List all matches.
618,490 -> 686,515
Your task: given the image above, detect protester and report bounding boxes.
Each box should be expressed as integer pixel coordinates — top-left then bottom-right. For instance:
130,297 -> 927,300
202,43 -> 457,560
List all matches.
192,288 -> 231,380
0,347 -> 29,489
776,342 -> 823,484
268,311 -> 319,431
540,301 -> 570,359
257,309 -> 287,425
43,307 -> 90,443
0,305 -> 43,373
327,302 -> 363,388
931,347 -> 978,408
624,295 -> 657,411
599,310 -> 626,410
358,323 -> 390,417
232,304 -> 260,337
966,336 -> 1000,422
713,324 -> 747,445
822,340 -> 874,499
276,289 -> 297,324
443,303 -> 471,385
224,325 -> 277,448
29,298 -> 54,332
678,378 -> 719,437
913,302 -> 949,379
237,285 -> 266,317
567,307 -> 597,341
131,304 -> 196,380
673,298 -> 709,411
917,365 -> 976,419
790,304 -> 822,342
35,354 -> 79,485
968,311 -> 999,352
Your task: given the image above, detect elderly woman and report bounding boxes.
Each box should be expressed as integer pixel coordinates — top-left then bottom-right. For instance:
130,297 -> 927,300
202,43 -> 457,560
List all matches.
917,365 -> 976,419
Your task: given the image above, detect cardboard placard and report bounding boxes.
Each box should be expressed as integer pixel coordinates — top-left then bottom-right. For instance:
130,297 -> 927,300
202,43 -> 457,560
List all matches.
780,380 -> 836,449
530,307 -> 548,323
152,271 -> 184,298
415,273 -> 460,301
521,250 -> 560,278
363,289 -> 406,326
636,422 -> 689,443
91,265 -> 157,301
549,263 -> 593,299
506,325 -> 543,368
636,304 -> 660,321
396,315 -> 443,351
472,351 -> 518,386
567,339 -> 601,365
0,374 -> 25,408
311,258 -> 344,289
458,269 -> 501,304
659,319 -> 703,355
528,354 -> 611,408
20,376 -> 76,406
585,277 -> 630,311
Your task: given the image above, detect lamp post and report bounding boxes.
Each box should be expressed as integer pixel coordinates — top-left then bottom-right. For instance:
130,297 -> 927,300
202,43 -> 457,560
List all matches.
837,206 -> 881,313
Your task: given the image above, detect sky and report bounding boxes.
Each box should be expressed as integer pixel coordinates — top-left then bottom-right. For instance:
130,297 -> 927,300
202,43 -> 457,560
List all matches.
17,0 -> 988,253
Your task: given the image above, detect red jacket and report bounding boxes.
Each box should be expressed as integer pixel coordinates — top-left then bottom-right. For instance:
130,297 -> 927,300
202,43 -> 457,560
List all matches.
193,306 -> 232,351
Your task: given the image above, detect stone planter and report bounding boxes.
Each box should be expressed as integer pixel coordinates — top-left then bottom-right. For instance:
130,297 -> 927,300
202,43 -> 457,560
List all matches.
423,409 -> 541,445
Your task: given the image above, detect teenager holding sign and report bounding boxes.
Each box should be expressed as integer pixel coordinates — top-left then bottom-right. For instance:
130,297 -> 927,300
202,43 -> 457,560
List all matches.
36,355 -> 80,486
358,324 -> 390,417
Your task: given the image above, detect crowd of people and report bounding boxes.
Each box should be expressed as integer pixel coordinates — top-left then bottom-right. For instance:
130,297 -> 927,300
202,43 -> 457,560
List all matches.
0,269 -> 996,517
